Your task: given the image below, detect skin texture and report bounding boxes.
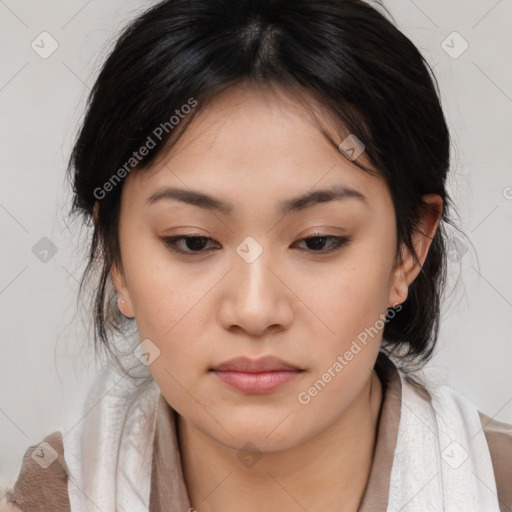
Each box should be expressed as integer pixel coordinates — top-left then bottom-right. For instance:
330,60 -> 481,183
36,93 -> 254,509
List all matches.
108,82 -> 442,511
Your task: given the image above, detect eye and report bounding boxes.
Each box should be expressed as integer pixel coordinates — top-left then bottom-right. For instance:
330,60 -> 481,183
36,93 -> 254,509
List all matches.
293,233 -> 351,254
162,235 -> 218,254
162,233 -> 350,256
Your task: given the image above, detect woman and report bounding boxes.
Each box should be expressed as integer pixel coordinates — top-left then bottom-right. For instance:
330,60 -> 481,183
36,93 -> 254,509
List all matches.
2,0 -> 511,511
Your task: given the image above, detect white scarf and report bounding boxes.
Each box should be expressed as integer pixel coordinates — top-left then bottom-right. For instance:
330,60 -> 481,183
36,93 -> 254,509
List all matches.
389,367 -> 500,511
61,354 -> 501,511
62,361 -> 160,512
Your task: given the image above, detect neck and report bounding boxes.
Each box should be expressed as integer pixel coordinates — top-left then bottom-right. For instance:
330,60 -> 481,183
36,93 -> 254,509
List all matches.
178,370 -> 383,512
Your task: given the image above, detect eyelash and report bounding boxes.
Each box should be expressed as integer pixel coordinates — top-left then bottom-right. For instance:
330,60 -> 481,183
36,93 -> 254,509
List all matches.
162,233 -> 351,256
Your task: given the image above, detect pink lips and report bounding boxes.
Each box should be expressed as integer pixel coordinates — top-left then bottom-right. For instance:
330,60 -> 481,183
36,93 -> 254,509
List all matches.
210,355 -> 304,394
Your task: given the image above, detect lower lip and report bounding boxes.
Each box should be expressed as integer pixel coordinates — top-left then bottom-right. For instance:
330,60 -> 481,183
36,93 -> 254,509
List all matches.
212,370 -> 302,393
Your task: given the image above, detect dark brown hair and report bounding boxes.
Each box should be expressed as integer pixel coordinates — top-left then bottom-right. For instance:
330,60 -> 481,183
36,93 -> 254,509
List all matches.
66,0 -> 465,371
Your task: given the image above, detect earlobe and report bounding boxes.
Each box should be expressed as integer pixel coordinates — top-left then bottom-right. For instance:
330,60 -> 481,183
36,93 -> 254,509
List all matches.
388,264 -> 409,307
388,194 -> 443,308
96,203 -> 135,319
110,264 -> 135,319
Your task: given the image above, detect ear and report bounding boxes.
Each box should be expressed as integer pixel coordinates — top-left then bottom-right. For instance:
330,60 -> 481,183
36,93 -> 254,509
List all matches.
110,261 -> 136,319
93,203 -> 135,318
388,194 -> 443,307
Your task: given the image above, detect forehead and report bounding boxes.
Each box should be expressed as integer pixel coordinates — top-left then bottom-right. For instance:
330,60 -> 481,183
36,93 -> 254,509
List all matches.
122,82 -> 386,211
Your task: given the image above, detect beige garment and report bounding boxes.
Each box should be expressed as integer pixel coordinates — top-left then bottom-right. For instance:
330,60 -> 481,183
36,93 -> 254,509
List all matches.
149,351 -> 512,511
0,431 -> 70,512
2,352 -> 511,512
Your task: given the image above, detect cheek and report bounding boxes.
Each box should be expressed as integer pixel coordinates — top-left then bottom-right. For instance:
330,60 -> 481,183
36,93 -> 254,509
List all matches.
291,253 -> 393,401
121,235 -> 202,329
119,239 -> 216,385
301,253 -> 392,342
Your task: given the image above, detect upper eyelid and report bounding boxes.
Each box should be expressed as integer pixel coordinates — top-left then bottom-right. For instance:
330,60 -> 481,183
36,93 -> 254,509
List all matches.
163,233 -> 349,254
166,233 -> 342,243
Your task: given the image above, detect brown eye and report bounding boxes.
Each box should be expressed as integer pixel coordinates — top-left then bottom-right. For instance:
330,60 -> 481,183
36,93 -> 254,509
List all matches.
294,235 -> 351,254
162,234 -> 350,257
162,236 -> 218,254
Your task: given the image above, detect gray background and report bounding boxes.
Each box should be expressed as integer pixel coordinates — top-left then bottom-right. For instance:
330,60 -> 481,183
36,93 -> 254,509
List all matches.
0,0 -> 511,486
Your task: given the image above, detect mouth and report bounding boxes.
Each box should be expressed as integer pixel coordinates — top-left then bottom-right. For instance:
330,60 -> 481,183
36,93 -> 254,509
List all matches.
209,355 -> 305,394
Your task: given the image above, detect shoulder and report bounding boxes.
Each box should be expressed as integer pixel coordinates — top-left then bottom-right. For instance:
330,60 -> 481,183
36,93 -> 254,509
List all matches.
0,430 -> 70,512
479,411 -> 512,512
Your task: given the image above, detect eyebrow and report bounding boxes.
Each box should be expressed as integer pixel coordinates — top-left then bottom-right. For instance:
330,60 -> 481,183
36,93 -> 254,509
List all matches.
145,184 -> 367,215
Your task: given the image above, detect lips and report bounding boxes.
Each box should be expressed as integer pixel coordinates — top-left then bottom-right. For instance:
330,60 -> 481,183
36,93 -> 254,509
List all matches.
210,355 -> 304,394
210,355 -> 302,372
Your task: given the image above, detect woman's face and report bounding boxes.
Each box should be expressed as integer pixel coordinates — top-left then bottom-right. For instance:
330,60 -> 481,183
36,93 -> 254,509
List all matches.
110,83 -> 430,451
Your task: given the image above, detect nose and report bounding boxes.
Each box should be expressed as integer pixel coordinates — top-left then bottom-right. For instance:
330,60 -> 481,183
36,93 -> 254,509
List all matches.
217,238 -> 294,337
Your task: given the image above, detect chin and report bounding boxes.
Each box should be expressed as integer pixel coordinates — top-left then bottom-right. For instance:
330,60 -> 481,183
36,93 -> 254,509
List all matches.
212,415 -> 307,451
219,429 -> 303,454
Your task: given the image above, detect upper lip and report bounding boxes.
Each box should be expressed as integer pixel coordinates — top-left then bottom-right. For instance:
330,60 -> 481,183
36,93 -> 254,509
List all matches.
211,355 -> 303,372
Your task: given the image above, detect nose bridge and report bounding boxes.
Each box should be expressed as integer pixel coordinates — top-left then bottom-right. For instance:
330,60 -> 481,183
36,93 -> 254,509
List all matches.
221,235 -> 291,333
234,235 -> 275,302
